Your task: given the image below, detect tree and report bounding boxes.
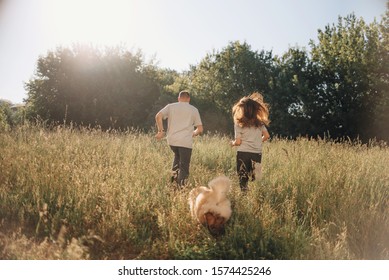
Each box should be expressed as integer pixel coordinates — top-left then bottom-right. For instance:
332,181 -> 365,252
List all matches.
372,3 -> 389,141
309,14 -> 388,141
188,41 -> 274,133
268,48 -> 320,138
0,100 -> 11,131
192,41 -> 274,111
25,45 -> 160,130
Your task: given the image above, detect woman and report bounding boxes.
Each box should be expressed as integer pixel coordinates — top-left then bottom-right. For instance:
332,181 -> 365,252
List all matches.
231,92 -> 270,191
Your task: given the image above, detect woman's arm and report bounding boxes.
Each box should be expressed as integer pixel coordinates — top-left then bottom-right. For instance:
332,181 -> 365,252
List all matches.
231,138 -> 242,146
262,129 -> 270,142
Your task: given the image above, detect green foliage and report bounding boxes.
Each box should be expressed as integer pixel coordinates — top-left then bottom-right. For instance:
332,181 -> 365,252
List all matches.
269,48 -> 318,137
309,14 -> 388,141
0,125 -> 388,259
183,41 -> 274,134
25,45 -> 160,130
0,100 -> 26,130
373,5 -> 389,141
23,10 -> 389,142
183,12 -> 388,141
189,41 -> 274,112
0,100 -> 11,131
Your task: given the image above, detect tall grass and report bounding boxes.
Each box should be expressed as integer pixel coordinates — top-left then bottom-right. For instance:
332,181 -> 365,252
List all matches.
0,124 -> 388,259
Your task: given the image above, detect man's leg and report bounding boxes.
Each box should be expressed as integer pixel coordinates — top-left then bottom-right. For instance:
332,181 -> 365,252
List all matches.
177,147 -> 192,187
170,146 -> 180,183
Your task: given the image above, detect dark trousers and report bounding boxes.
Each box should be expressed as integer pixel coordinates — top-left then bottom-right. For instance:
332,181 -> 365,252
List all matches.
237,151 -> 262,191
170,146 -> 192,186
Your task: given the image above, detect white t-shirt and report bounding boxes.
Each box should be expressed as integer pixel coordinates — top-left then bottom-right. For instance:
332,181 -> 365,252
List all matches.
159,102 -> 202,149
234,124 -> 268,153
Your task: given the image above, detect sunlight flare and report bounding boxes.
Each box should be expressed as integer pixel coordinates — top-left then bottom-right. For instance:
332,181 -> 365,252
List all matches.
43,0 -> 137,46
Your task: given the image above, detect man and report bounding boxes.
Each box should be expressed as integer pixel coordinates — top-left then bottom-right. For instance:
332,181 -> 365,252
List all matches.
155,91 -> 203,187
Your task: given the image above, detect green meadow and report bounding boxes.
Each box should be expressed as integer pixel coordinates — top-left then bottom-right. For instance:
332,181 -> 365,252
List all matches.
0,124 -> 388,259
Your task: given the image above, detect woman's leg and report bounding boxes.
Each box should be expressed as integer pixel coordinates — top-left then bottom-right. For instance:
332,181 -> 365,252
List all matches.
251,153 -> 262,181
237,152 -> 250,191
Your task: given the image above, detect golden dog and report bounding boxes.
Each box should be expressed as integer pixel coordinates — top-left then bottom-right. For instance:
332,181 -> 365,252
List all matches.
188,176 -> 232,235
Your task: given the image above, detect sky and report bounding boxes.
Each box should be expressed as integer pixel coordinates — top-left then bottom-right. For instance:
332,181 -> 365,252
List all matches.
0,0 -> 386,104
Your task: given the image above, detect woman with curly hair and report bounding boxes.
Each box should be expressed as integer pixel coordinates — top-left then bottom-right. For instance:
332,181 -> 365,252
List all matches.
231,92 -> 270,191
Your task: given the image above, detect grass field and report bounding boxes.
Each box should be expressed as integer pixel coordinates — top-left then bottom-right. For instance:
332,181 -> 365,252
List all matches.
0,124 -> 388,259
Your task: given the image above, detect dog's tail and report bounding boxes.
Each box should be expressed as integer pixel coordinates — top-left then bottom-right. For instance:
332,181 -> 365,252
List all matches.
208,176 -> 231,197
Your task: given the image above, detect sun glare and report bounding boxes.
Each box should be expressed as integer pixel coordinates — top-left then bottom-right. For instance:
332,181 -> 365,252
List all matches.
43,0 -> 137,47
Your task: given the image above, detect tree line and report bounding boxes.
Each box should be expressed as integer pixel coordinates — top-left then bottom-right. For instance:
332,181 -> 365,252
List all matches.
19,12 -> 389,142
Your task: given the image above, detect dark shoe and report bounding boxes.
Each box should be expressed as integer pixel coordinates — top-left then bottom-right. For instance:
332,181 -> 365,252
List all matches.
240,187 -> 249,192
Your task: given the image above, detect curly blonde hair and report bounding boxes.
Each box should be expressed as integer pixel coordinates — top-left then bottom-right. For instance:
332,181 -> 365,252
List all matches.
232,92 -> 270,128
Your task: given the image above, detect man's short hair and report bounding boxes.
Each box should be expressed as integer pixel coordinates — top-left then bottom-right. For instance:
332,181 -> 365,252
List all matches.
179,91 -> 190,99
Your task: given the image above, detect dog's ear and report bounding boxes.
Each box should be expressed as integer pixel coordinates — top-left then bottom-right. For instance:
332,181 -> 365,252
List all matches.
204,212 -> 216,226
215,216 -> 225,226
204,212 -> 226,236
204,212 -> 226,227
